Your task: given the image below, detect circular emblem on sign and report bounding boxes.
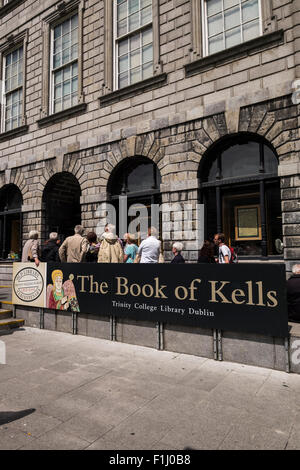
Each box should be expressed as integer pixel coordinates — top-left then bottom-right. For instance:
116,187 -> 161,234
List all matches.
13,267 -> 44,303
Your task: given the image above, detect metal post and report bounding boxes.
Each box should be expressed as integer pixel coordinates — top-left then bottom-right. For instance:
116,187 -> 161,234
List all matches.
72,312 -> 78,335
113,316 -> 117,341
213,329 -> 218,360
217,330 -> 223,361
284,337 -> 290,373
156,322 -> 160,350
39,308 -> 44,329
159,323 -> 164,351
12,304 -> 16,319
110,316 -> 114,341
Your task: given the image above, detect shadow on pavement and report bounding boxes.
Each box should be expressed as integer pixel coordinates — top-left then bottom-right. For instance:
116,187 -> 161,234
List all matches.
0,408 -> 35,426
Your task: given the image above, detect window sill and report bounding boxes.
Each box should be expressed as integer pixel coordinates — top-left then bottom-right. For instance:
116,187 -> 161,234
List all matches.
185,30 -> 284,77
37,103 -> 87,127
0,124 -> 28,142
0,0 -> 24,18
99,73 -> 167,107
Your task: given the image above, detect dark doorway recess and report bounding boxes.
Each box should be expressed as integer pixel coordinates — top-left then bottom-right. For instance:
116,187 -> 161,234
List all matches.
0,184 -> 23,260
198,133 -> 282,258
42,172 -> 81,242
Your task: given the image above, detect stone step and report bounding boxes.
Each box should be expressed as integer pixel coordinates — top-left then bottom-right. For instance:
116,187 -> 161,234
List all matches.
0,318 -> 24,331
0,309 -> 13,320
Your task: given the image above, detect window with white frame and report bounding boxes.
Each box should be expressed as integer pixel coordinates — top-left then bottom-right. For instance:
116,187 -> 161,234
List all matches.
203,0 -> 261,56
51,14 -> 79,114
2,46 -> 23,132
114,0 -> 153,89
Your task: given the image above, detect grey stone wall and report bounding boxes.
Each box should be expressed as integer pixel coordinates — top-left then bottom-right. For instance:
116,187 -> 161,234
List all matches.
0,0 -> 299,267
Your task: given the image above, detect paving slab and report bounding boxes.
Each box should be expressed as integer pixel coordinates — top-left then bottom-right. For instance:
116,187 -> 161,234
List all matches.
0,327 -> 300,450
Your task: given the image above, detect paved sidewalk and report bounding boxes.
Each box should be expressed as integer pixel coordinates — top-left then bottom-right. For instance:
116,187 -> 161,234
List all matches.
0,327 -> 300,450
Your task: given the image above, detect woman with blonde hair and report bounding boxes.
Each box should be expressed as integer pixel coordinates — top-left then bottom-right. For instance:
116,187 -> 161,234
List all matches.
124,233 -> 138,263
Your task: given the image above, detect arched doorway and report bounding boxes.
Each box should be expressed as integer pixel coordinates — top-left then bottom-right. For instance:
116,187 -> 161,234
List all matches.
108,157 -> 162,240
42,172 -> 81,242
0,184 -> 23,259
198,134 -> 282,258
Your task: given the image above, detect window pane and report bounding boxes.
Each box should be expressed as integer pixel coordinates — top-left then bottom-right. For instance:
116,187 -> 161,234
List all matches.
142,27 -> 152,45
118,18 -> 127,36
62,48 -> 70,65
62,33 -> 70,50
130,49 -> 140,68
71,77 -> 78,93
129,0 -> 139,14
54,24 -> 61,39
71,44 -> 78,61
119,54 -> 128,73
141,5 -> 152,25
224,0 -> 239,8
141,0 -> 151,7
54,100 -> 62,113
54,38 -> 62,54
129,12 -> 139,31
64,65 -> 71,81
53,53 -> 61,68
207,0 -> 222,16
224,6 -> 240,30
71,14 -> 78,29
117,2 -> 127,20
142,61 -> 152,79
119,38 -> 128,55
130,66 -> 141,83
63,80 -> 71,96
142,44 -> 152,63
208,13 -> 223,36
54,70 -> 62,85
242,0 -> 259,23
221,142 -> 260,179
63,96 -> 71,109
208,34 -> 223,54
119,71 -> 128,88
54,84 -> 62,99
225,26 -> 241,48
243,19 -> 259,41
130,34 -> 140,51
62,20 -> 70,35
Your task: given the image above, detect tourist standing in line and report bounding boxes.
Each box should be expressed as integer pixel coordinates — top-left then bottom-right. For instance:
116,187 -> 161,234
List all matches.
98,231 -> 124,263
198,240 -> 216,264
213,233 -> 231,264
41,232 -> 60,262
171,242 -> 185,264
85,231 -> 101,263
137,227 -> 161,264
124,234 -> 138,263
21,230 -> 40,267
59,225 -> 88,263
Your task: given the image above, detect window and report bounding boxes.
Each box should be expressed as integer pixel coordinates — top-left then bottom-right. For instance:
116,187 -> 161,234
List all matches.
199,135 -> 282,258
0,30 -> 28,136
203,0 -> 262,55
51,14 -> 79,113
114,0 -> 153,89
39,0 -> 85,124
2,46 -> 23,132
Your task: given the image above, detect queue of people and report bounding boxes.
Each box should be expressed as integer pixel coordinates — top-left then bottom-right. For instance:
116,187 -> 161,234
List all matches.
21,226 -> 238,267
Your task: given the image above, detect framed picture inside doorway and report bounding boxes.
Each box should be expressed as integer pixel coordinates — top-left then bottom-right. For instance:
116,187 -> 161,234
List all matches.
234,205 -> 262,241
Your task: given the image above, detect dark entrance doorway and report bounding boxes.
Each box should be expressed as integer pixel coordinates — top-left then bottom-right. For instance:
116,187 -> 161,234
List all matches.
108,157 -> 162,241
42,172 -> 81,242
199,134 -> 282,258
0,184 -> 23,260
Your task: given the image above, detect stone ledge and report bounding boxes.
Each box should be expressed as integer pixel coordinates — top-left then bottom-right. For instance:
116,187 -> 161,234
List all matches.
37,103 -> 87,127
99,73 -> 168,107
185,30 -> 285,77
0,124 -> 29,142
289,322 -> 300,338
0,0 -> 24,18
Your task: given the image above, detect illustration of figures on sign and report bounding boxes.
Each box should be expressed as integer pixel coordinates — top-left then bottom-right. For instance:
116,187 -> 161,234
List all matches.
46,270 -> 80,312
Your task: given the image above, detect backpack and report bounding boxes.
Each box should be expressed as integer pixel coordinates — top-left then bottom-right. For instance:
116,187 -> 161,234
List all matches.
229,246 -> 238,264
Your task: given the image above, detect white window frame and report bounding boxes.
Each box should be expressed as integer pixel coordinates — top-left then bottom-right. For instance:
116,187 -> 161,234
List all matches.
1,46 -> 23,133
113,0 -> 154,91
202,0 -> 263,57
49,13 -> 79,115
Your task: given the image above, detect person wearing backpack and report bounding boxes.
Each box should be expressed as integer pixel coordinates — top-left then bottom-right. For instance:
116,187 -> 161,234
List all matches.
213,233 -> 232,264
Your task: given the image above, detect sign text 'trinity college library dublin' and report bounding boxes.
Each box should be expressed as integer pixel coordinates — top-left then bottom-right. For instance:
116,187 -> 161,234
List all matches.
12,262 -> 289,338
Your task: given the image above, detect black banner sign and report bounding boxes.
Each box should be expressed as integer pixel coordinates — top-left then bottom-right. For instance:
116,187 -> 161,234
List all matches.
44,262 -> 288,337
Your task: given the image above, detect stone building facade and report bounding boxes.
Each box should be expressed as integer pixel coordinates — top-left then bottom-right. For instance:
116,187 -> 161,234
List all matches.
0,0 -> 299,271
